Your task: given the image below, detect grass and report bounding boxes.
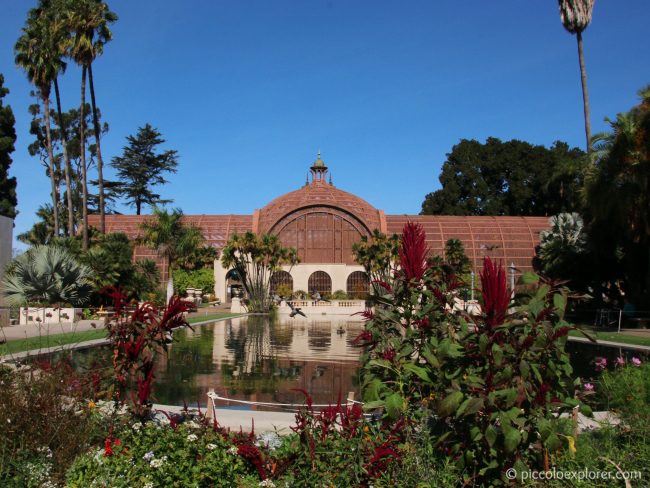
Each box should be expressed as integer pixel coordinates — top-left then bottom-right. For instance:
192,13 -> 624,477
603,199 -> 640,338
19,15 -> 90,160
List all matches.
0,312 -> 241,357
0,328 -> 107,357
569,328 -> 650,348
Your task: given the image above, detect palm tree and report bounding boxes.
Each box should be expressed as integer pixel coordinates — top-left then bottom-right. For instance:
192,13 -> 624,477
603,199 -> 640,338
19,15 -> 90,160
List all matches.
15,8 -> 63,238
558,0 -> 596,153
1,245 -> 93,306
63,0 -> 117,248
139,208 -> 205,304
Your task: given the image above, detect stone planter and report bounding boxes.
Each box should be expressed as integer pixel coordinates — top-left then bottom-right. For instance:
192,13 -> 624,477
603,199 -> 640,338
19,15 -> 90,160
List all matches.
19,307 -> 83,325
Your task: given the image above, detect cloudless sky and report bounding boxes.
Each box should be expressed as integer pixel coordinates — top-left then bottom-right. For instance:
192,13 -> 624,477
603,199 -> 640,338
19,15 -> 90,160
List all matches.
1,0 -> 649,250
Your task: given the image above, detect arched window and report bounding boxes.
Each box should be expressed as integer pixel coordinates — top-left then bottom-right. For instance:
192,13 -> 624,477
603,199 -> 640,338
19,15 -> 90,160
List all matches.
270,270 -> 293,296
308,271 -> 332,297
346,271 -> 369,299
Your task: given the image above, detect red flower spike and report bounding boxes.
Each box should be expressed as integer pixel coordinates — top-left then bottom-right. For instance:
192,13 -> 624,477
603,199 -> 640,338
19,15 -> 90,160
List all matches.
399,222 -> 429,282
479,257 -> 510,329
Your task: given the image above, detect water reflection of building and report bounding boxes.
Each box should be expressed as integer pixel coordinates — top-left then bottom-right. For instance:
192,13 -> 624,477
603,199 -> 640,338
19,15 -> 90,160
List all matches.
157,317 -> 363,408
90,154 -> 550,304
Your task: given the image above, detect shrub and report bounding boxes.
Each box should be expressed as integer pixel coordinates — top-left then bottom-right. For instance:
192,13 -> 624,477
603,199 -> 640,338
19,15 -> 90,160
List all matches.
0,362 -> 108,486
65,423 -> 259,487
173,268 -> 215,296
331,289 -> 348,300
357,222 -> 588,485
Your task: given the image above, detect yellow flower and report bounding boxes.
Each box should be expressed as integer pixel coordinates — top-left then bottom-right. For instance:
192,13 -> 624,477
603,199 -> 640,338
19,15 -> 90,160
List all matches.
363,425 -> 369,433
88,400 -> 96,410
566,435 -> 576,457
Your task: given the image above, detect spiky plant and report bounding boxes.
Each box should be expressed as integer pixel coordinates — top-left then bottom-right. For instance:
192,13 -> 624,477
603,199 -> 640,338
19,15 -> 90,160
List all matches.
1,245 -> 93,306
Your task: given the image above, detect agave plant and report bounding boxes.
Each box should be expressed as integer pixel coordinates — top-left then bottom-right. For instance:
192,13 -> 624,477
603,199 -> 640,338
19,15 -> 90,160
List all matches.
1,245 -> 93,306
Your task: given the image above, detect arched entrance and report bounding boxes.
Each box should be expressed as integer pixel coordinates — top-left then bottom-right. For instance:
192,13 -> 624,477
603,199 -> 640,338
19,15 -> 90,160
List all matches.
225,269 -> 243,302
270,270 -> 293,297
346,271 -> 369,299
308,271 -> 332,297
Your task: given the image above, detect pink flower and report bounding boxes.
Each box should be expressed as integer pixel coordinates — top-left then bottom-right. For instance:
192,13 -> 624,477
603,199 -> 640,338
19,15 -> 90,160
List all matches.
583,383 -> 594,391
615,357 -> 625,367
631,357 -> 642,367
594,357 -> 607,372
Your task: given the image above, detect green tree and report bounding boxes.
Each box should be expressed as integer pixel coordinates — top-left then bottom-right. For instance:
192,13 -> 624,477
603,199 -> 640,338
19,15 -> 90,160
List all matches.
0,74 -> 17,219
585,85 -> 650,307
62,0 -> 117,235
17,204 -> 56,245
139,208 -> 204,303
352,229 -> 400,295
558,0 -> 596,153
443,238 -> 471,276
15,7 -> 65,237
221,232 -> 299,313
1,245 -> 93,306
111,124 -> 179,214
421,138 -> 586,216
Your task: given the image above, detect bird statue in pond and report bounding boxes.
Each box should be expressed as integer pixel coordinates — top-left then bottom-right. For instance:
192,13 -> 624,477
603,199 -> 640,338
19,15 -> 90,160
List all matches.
311,289 -> 330,303
287,301 -> 307,318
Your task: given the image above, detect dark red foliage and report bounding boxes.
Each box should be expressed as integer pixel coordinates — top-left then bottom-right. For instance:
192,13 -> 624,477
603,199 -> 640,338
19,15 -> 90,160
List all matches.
414,316 -> 430,330
479,257 -> 510,329
551,326 -> 570,340
535,383 -> 551,405
236,443 -> 267,479
137,369 -> 155,406
522,335 -> 535,350
365,442 -> 401,479
399,222 -> 429,282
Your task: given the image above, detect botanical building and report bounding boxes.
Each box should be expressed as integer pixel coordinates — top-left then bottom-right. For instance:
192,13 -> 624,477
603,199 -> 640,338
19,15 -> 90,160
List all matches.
90,154 -> 550,302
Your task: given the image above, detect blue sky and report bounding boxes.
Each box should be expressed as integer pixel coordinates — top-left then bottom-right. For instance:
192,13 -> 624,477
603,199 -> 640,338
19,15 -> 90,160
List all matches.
1,1 -> 649,249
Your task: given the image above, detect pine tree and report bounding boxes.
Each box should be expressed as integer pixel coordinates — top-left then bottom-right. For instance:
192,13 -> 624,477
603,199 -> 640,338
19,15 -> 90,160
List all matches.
111,124 -> 178,215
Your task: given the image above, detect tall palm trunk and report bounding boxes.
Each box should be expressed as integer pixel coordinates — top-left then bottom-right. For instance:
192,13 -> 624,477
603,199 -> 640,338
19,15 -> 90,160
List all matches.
576,31 -> 592,154
54,77 -> 75,237
80,66 -> 89,250
42,95 -> 59,238
87,62 -> 106,233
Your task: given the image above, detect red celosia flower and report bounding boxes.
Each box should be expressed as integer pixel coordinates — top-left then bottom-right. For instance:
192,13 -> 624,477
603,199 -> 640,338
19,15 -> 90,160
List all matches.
365,443 -> 401,479
399,222 -> 429,282
381,347 -> 396,362
414,317 -> 430,330
372,280 -> 393,293
236,443 -> 267,479
352,330 -> 376,348
137,369 -> 155,406
353,308 -> 375,321
551,326 -> 570,340
479,257 -> 510,329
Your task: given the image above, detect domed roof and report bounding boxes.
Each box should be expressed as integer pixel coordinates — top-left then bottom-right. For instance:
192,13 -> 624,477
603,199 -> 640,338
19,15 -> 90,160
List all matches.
257,179 -> 382,234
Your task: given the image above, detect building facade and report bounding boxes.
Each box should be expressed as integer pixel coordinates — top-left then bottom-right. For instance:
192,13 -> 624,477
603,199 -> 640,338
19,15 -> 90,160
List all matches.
90,155 -> 550,302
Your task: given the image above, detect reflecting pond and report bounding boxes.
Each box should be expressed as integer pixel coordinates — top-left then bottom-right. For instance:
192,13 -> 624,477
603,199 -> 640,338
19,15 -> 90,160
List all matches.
153,316 -> 364,408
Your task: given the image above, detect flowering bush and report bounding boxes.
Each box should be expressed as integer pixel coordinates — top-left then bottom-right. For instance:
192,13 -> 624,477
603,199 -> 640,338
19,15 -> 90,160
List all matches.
66,423 -> 259,487
357,222 -> 590,485
104,287 -> 191,418
0,362 -> 108,486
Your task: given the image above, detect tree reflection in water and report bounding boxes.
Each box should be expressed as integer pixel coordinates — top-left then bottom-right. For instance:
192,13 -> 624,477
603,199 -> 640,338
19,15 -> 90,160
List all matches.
151,315 -> 364,407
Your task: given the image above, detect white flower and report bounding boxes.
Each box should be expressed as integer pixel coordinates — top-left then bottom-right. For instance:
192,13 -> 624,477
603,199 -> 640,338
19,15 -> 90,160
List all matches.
257,431 -> 281,450
187,434 -> 198,442
206,443 -> 218,451
132,422 -> 142,431
227,446 -> 238,455
143,483 -> 154,488
259,480 -> 276,487
185,420 -> 201,429
150,455 -> 167,468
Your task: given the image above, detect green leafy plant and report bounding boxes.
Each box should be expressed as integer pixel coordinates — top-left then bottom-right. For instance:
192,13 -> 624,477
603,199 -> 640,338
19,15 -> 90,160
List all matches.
357,222 -> 590,485
221,232 -> 298,313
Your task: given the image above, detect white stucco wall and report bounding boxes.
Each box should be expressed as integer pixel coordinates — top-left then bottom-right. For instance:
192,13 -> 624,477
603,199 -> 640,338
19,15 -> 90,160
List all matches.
0,215 -> 13,326
214,259 -> 365,302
